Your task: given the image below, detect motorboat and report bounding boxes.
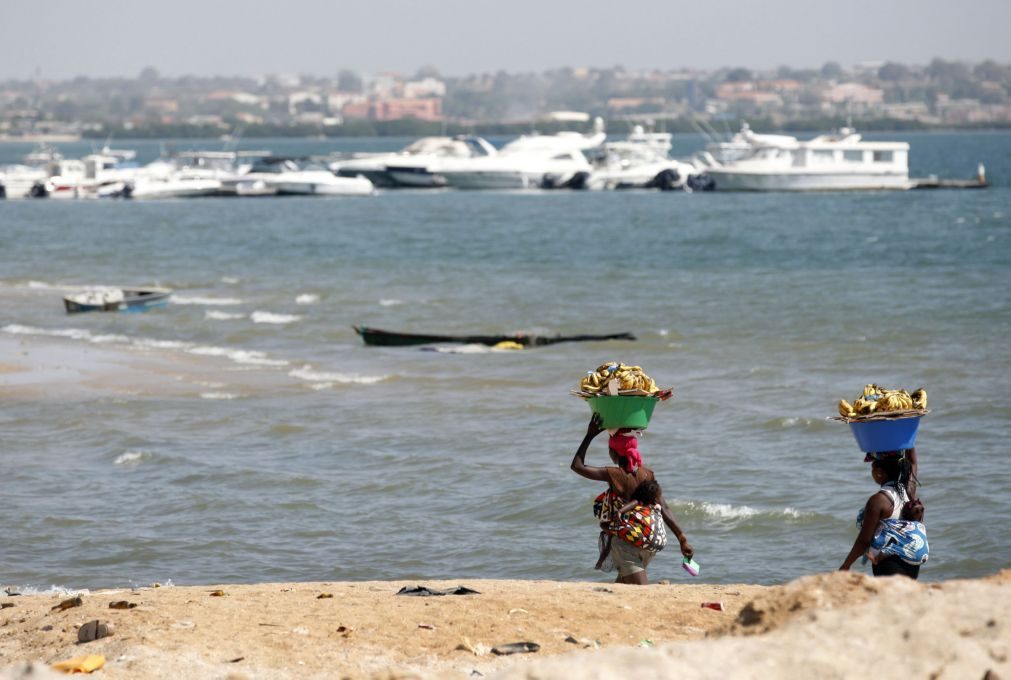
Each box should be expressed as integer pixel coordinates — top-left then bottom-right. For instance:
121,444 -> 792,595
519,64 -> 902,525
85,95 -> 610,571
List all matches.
129,150 -> 263,199
435,118 -> 607,190
222,157 -> 373,196
584,124 -> 701,191
332,135 -> 497,188
0,164 -> 50,198
63,287 -> 173,313
699,127 -> 911,191
130,173 -> 223,199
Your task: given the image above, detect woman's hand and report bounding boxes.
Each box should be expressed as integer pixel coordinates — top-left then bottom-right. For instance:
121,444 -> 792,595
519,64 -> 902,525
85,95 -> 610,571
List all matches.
585,413 -> 604,439
678,536 -> 694,559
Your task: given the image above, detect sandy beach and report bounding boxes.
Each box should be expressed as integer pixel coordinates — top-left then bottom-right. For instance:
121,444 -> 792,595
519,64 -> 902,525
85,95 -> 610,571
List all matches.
1,571 -> 1008,679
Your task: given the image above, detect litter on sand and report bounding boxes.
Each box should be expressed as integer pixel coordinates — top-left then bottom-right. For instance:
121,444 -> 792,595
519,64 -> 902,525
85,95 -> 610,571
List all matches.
491,642 -> 540,655
51,596 -> 83,612
108,600 -> 137,609
51,654 -> 106,674
396,585 -> 480,597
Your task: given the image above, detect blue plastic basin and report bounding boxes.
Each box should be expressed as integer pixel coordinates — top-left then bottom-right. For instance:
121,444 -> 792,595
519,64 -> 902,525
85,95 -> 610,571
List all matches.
848,416 -> 922,453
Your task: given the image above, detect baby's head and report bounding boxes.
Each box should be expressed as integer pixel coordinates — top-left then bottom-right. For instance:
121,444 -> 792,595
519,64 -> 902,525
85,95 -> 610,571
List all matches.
631,480 -> 661,506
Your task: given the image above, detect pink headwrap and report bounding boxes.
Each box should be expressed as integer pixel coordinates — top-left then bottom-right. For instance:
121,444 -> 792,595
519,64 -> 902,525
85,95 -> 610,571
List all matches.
608,434 -> 642,473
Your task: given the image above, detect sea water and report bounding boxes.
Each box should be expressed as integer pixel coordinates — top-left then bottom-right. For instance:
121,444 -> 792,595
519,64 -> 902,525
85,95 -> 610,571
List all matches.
0,131 -> 1008,590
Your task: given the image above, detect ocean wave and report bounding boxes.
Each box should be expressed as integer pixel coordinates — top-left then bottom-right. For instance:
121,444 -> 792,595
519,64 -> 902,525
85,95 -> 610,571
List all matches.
250,311 -> 301,324
3,585 -> 91,597
171,295 -> 243,306
678,500 -> 812,521
187,346 -> 289,367
204,310 -> 246,321
288,365 -> 389,384
221,276 -> 240,284
2,324 -> 290,370
114,451 -> 151,466
295,294 -> 319,305
379,298 -> 404,306
19,281 -> 76,291
200,392 -> 238,400
429,344 -> 522,354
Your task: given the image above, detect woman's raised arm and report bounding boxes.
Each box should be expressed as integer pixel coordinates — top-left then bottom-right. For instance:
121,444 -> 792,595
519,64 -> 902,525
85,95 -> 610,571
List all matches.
570,414 -> 610,482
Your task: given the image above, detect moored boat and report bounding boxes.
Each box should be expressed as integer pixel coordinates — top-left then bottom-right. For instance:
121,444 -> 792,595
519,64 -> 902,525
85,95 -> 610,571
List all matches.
354,325 -> 635,347
63,287 -> 173,313
699,127 -> 911,192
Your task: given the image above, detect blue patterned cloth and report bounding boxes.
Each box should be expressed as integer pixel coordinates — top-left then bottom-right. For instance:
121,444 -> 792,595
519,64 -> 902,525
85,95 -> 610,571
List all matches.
868,519 -> 929,565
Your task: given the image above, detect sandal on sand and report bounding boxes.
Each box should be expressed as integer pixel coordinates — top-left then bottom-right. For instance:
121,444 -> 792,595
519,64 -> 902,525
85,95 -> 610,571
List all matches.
491,642 -> 540,655
396,586 -> 480,597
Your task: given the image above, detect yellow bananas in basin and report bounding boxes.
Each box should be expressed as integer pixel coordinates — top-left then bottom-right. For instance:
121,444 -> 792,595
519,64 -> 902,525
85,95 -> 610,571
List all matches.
838,384 -> 927,419
578,362 -> 659,396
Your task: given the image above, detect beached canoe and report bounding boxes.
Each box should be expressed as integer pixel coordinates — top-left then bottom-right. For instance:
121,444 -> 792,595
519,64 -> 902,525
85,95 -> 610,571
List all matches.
63,287 -> 173,314
354,325 -> 635,347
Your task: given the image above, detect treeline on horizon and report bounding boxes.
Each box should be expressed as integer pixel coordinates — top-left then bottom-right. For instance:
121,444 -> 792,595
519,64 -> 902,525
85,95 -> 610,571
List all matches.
7,56 -> 1011,138
81,117 -> 1011,140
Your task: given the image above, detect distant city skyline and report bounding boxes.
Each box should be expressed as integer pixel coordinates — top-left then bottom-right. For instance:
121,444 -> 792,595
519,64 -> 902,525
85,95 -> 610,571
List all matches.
2,0 -> 1009,81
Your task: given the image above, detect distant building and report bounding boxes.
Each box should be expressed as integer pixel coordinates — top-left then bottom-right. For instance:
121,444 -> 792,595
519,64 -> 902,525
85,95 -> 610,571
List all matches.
403,77 -> 446,99
342,97 -> 442,122
607,97 -> 665,112
144,97 -> 179,114
823,83 -> 884,106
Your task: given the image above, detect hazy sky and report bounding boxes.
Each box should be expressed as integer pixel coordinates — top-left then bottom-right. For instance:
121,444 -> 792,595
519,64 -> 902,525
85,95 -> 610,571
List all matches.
2,0 -> 1009,80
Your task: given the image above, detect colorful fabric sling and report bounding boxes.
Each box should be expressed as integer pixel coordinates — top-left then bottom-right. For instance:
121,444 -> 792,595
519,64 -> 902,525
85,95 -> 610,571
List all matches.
593,491 -> 667,553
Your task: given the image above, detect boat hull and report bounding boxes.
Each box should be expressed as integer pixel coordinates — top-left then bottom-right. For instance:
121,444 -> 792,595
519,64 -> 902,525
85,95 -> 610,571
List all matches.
706,170 -> 912,192
63,288 -> 172,314
354,325 -> 635,347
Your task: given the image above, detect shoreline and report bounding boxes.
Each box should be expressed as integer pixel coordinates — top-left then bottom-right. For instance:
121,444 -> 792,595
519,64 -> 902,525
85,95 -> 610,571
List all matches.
1,571 -> 1007,679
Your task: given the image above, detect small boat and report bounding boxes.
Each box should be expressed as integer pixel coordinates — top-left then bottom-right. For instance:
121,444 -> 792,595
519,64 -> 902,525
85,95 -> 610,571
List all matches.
63,287 -> 172,314
354,325 -> 635,348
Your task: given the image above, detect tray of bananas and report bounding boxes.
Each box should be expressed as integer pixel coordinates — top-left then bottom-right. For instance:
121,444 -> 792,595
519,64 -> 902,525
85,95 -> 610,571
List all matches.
571,362 -> 673,430
571,362 -> 672,400
832,385 -> 928,454
832,384 -> 929,423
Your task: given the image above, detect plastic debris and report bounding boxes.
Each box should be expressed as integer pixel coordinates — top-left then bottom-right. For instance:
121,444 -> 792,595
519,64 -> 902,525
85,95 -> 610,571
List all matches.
51,654 -> 106,674
396,585 -> 480,597
491,642 -> 540,655
317,593 -> 333,599
51,596 -> 83,612
701,601 -> 725,611
209,590 -> 226,597
108,600 -> 137,609
418,623 -> 436,630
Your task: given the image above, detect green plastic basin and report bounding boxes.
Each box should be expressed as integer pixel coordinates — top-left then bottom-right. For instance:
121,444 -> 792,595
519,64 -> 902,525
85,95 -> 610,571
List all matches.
587,395 -> 659,429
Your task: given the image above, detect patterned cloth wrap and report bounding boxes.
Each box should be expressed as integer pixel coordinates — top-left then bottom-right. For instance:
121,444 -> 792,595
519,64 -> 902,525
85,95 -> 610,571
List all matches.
868,519 -> 929,566
593,490 -> 668,553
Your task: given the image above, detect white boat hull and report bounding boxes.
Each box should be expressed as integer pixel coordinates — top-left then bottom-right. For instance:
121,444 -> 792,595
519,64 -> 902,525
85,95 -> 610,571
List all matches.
706,170 -> 911,192
130,179 -> 222,199
272,176 -> 374,196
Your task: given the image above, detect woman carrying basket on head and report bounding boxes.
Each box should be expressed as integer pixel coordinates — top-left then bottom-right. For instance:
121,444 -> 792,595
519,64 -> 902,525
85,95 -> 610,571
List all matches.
571,414 -> 693,585
840,448 -> 927,579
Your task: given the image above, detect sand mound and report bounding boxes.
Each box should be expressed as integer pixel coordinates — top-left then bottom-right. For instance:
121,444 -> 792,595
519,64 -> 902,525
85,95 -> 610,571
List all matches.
491,573 -> 1010,680
713,570 -> 901,637
2,573 -> 1008,679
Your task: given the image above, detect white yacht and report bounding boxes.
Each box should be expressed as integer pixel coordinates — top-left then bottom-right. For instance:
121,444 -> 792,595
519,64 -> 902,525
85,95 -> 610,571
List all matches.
585,124 -> 700,191
435,118 -> 606,190
222,157 -> 374,196
332,135 -> 497,188
700,127 -> 911,191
